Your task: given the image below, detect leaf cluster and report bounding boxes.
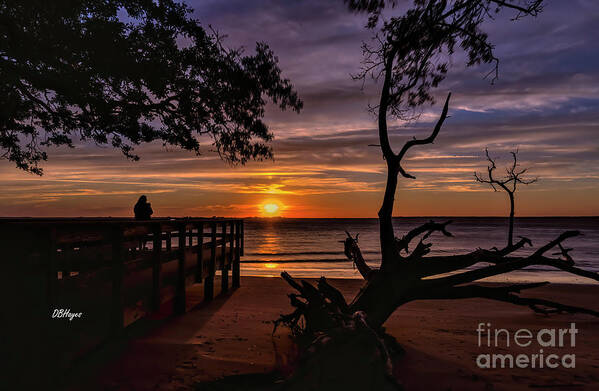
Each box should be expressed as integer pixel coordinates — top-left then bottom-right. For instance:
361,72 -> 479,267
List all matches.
347,0 -> 543,119
0,0 -> 302,174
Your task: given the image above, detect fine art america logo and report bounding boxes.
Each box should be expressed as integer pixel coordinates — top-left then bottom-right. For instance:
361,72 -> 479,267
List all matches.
52,308 -> 83,321
476,323 -> 578,369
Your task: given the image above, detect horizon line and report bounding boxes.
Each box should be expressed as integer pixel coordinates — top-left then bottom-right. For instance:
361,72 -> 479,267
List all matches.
2,215 -> 598,219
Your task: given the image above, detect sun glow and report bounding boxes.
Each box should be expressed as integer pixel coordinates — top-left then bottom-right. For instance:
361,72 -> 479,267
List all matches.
263,203 -> 280,214
264,263 -> 279,269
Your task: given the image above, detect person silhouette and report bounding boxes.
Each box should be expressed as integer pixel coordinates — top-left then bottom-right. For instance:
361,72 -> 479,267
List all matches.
134,195 -> 153,220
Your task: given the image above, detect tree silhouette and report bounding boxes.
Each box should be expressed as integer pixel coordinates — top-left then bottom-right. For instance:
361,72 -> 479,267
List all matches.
475,148 -> 537,247
0,1 -> 302,175
274,1 -> 599,389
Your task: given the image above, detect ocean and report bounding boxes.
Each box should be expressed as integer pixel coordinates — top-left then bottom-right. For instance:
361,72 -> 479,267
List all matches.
240,217 -> 599,284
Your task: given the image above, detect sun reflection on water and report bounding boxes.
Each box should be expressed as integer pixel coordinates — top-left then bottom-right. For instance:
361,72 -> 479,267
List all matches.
256,224 -> 280,254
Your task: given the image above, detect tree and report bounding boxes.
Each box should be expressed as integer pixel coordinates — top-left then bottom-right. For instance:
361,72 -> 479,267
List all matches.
475,148 -> 537,247
274,1 -> 599,389
0,0 -> 302,175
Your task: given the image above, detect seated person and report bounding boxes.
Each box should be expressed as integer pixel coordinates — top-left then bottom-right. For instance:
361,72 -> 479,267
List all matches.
134,195 -> 153,220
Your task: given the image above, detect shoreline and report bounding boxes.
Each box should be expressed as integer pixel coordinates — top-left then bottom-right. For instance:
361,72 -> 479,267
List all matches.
70,276 -> 599,391
240,270 -> 599,285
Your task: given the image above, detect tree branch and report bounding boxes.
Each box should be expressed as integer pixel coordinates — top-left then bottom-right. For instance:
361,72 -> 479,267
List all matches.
396,93 -> 451,179
377,47 -> 398,162
532,230 -> 580,258
344,231 -> 373,280
413,282 -> 599,317
492,236 -> 532,256
415,281 -> 548,300
489,0 -> 543,17
421,231 -> 598,288
396,220 -> 453,254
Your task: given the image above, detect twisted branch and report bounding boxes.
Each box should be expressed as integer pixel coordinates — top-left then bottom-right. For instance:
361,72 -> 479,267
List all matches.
344,231 -> 373,280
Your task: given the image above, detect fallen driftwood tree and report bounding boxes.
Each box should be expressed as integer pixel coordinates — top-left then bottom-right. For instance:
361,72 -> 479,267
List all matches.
275,96 -> 599,390
273,2 -> 599,388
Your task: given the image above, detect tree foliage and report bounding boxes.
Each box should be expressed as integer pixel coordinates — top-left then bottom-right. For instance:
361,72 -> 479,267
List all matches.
0,0 -> 302,174
347,0 -> 543,119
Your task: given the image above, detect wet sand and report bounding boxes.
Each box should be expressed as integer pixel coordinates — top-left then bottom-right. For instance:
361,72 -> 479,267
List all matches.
67,276 -> 599,391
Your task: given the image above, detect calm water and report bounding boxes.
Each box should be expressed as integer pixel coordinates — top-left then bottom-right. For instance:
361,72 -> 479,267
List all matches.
241,217 -> 599,284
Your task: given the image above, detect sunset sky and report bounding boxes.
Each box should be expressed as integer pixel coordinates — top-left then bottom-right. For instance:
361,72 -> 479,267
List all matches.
1,0 -> 598,218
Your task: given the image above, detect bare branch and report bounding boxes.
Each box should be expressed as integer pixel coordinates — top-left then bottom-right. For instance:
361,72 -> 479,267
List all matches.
489,0 -> 544,18
415,281 -> 549,300
532,230 -> 580,258
500,295 -> 599,317
414,282 -> 599,317
318,277 -> 350,312
476,148 -> 536,193
421,231 -> 598,289
396,220 -> 453,254
492,236 -> 532,256
344,231 -> 374,280
553,243 -> 574,264
396,93 -> 451,179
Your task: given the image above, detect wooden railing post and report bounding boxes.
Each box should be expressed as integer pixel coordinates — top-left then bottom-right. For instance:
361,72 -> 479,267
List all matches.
166,230 -> 171,250
204,222 -> 216,301
110,225 -> 124,336
229,221 -> 234,263
174,224 -> 186,315
220,221 -> 229,293
151,223 -> 162,312
240,219 -> 244,256
45,228 -> 58,310
233,220 -> 241,288
195,222 -> 204,283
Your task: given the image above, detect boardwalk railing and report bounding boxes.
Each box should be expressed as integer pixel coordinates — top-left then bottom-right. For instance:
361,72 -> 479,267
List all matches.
1,217 -> 243,386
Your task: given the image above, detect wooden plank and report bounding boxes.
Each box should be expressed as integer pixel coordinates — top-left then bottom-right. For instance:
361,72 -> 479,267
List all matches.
204,222 -> 216,301
195,223 -> 203,283
121,224 -> 153,239
229,221 -> 234,267
151,223 -> 162,311
62,248 -> 72,279
160,249 -> 179,264
55,227 -> 107,246
174,224 -> 186,315
182,247 -> 196,263
109,226 -> 124,336
221,222 -> 229,293
240,220 -> 244,256
233,221 -> 240,288
46,228 -> 58,312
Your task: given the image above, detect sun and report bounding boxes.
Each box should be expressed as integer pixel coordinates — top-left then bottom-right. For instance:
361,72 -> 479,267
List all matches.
263,203 -> 280,214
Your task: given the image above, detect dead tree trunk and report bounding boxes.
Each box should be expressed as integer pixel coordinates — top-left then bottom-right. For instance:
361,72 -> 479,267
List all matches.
508,190 -> 515,246
475,148 -> 537,247
274,1 -> 597,389
277,93 -> 599,388
377,49 -> 402,268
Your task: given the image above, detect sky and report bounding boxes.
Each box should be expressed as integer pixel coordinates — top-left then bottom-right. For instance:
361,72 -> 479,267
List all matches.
1,0 -> 598,218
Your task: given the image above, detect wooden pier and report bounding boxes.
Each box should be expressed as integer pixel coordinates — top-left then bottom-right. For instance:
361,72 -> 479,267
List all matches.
1,217 -> 244,387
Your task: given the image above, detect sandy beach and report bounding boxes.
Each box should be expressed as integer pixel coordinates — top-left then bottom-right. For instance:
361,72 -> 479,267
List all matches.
65,276 -> 599,391
5,1 -> 599,390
